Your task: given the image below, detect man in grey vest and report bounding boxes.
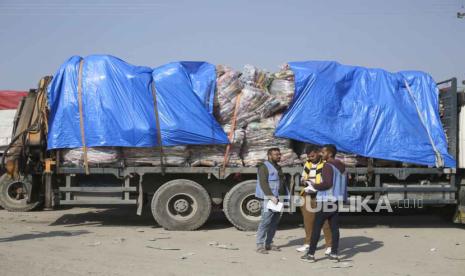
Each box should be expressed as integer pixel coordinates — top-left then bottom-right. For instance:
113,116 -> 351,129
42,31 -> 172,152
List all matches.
255,147 -> 288,254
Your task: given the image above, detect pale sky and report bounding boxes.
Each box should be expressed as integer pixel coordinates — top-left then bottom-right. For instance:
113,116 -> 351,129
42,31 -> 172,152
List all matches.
0,0 -> 464,90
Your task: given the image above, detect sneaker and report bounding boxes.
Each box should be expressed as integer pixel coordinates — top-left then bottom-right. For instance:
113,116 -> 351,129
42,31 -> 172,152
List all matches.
325,247 -> 332,255
296,244 -> 310,252
265,244 -> 281,251
256,246 -> 269,254
328,254 -> 339,262
300,254 -> 316,263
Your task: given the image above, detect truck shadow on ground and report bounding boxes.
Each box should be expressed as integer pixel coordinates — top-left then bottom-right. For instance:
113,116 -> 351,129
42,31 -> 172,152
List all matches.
49,206 -> 156,227
47,206 -> 465,230
0,230 -> 90,243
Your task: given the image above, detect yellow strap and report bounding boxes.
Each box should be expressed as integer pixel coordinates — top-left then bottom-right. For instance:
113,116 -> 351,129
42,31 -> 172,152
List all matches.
77,60 -> 89,175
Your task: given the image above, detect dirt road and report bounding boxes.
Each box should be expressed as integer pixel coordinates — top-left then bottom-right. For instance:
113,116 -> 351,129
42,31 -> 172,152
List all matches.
1,207 -> 464,276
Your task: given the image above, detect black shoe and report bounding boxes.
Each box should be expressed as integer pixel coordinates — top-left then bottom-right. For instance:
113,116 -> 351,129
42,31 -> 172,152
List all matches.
265,244 -> 281,251
300,254 -> 316,263
328,254 -> 339,262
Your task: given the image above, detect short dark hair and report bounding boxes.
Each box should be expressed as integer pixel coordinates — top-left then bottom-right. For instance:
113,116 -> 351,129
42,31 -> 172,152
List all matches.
305,145 -> 320,154
267,147 -> 280,155
323,144 -> 337,157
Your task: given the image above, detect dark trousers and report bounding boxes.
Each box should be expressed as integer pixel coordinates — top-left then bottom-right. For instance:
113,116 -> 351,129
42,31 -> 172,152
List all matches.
307,202 -> 339,255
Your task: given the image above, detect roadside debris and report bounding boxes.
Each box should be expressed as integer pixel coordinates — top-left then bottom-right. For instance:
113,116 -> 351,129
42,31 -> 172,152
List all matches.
146,245 -> 180,251
179,252 -> 195,260
86,241 -> 101,247
331,262 -> 353,269
148,237 -> 171,242
208,241 -> 239,250
430,248 -> 437,252
112,238 -> 125,244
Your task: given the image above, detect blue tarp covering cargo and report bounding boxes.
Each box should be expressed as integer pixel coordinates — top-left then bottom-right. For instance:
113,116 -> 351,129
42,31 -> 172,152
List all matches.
275,61 -> 456,168
47,55 -> 228,150
160,61 -> 217,114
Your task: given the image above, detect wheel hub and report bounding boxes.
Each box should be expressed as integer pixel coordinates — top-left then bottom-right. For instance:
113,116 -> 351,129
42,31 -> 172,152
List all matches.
246,198 -> 261,213
173,199 -> 189,213
166,193 -> 198,220
7,181 -> 28,202
240,194 -> 262,221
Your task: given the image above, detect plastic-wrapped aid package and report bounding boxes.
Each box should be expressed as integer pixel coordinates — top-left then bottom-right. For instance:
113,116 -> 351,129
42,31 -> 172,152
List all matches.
61,147 -> 121,166
122,146 -> 189,167
189,125 -> 245,167
243,114 -> 299,167
269,65 -> 295,108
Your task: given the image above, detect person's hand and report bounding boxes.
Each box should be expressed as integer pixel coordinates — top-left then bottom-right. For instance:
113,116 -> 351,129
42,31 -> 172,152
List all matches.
301,178 -> 307,186
271,196 -> 279,205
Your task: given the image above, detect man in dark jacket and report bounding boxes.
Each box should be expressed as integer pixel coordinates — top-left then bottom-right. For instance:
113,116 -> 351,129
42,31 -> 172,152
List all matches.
255,147 -> 288,254
301,144 -> 346,263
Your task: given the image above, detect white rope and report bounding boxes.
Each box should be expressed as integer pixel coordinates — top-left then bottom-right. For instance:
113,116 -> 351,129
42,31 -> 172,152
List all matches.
404,79 -> 444,167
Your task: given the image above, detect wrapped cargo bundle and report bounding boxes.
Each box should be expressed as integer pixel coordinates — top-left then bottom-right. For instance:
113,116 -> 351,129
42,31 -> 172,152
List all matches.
243,114 -> 299,167
214,66 -> 243,124
61,147 -> 120,166
239,64 -> 271,90
189,125 -> 244,167
335,153 -> 358,167
122,146 -> 188,167
269,65 -> 295,108
235,86 -> 282,127
214,65 -> 283,128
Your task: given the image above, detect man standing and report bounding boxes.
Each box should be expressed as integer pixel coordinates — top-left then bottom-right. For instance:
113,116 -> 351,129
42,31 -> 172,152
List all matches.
255,147 -> 288,254
296,147 -> 332,254
301,144 -> 347,263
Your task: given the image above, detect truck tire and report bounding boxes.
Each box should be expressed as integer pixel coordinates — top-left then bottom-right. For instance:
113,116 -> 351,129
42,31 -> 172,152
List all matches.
223,180 -> 262,231
151,179 -> 211,231
0,174 -> 41,212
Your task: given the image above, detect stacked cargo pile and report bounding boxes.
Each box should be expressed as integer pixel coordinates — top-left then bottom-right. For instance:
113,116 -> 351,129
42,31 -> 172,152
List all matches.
189,64 -> 300,167
269,65 -> 295,109
187,66 -> 245,167
189,125 -> 244,167
122,146 -> 189,167
61,147 -> 121,167
243,114 -> 300,167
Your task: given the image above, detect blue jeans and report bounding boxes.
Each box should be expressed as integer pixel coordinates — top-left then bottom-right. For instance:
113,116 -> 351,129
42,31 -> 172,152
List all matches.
256,200 -> 282,247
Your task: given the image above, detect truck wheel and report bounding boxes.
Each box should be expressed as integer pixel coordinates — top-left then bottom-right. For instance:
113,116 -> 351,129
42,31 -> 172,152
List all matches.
151,179 -> 211,231
0,174 -> 41,212
223,180 -> 262,231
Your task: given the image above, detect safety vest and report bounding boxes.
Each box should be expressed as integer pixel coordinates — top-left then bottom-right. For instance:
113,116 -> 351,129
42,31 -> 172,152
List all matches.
316,163 -> 348,203
255,161 -> 281,199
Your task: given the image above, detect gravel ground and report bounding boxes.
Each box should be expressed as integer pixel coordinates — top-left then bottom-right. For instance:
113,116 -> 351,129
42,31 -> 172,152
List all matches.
0,206 -> 464,276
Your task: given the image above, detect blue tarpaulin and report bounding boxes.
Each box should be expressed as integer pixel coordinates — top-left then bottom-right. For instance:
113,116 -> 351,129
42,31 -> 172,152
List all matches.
152,62 -> 227,146
47,55 -> 228,149
275,61 -> 456,168
166,61 -> 217,114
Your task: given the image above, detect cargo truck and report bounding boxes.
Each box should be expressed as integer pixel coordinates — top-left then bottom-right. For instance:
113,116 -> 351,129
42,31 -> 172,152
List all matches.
1,76 -> 464,231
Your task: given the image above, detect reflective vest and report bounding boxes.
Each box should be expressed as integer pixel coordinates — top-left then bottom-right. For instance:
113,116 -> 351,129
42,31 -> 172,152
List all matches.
316,163 -> 348,203
255,161 -> 281,199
